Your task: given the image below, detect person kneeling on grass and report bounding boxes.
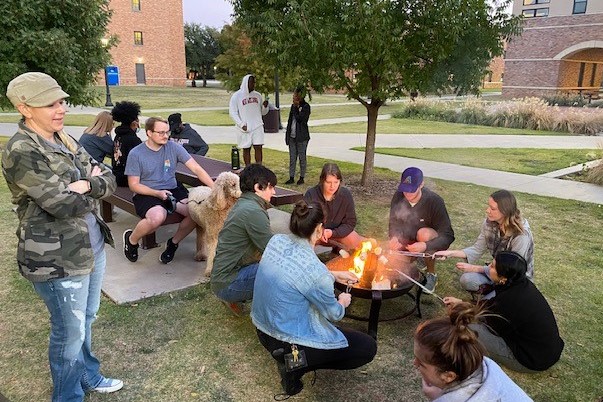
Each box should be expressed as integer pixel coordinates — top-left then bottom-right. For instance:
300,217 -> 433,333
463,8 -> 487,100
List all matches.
413,302 -> 532,401
251,201 -> 377,397
444,251 -> 564,373
122,117 -> 214,264
210,164 -> 276,314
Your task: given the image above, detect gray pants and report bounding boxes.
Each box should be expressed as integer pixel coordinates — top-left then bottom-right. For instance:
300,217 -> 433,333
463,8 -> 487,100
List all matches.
288,140 -> 309,178
460,272 -> 496,299
470,323 -> 536,373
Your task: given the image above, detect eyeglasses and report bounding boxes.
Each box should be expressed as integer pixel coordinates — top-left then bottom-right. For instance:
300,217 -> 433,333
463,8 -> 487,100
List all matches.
152,130 -> 170,136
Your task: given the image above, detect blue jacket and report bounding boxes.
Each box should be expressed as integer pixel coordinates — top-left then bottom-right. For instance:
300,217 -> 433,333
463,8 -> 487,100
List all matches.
251,234 -> 348,349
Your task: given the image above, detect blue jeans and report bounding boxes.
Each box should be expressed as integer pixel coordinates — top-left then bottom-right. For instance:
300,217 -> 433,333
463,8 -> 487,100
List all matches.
214,262 -> 259,302
33,250 -> 106,402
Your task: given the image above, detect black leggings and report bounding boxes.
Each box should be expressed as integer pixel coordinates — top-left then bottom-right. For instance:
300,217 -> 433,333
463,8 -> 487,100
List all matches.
256,327 -> 377,379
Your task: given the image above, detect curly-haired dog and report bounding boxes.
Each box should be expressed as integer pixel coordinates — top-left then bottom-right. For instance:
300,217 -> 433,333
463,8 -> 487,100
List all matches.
188,171 -> 241,276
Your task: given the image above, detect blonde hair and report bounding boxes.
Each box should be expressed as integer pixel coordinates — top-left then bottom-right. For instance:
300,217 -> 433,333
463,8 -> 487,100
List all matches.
56,130 -> 78,154
84,111 -> 114,137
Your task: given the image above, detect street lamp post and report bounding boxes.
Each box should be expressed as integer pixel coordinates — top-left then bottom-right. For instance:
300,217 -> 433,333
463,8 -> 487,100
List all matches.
274,70 -> 282,129
104,67 -> 113,107
100,38 -> 113,107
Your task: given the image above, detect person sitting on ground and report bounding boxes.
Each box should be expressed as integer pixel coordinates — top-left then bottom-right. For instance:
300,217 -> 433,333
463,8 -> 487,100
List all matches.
303,163 -> 364,251
210,164 -> 276,313
252,200 -> 377,397
388,167 -> 455,293
111,101 -> 142,187
444,251 -> 564,373
413,302 -> 532,401
435,189 -> 534,299
79,110 -> 114,165
284,86 -> 311,185
168,112 -> 209,156
122,117 -> 214,264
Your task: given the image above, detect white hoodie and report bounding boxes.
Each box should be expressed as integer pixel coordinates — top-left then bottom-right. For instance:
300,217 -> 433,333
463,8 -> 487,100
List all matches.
229,74 -> 269,132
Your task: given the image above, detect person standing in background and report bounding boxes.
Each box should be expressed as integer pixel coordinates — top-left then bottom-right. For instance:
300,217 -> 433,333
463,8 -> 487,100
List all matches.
229,74 -> 268,166
285,87 -> 311,185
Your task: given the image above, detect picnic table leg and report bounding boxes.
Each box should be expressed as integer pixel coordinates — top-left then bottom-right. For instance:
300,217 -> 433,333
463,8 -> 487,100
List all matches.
101,200 -> 113,222
141,234 -> 159,249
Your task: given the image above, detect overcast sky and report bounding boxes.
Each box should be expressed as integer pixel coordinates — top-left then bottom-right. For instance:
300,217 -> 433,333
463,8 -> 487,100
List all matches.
182,0 -> 233,28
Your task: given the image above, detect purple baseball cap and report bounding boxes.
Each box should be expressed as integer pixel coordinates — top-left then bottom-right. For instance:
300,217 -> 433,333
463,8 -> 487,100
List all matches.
398,167 -> 423,193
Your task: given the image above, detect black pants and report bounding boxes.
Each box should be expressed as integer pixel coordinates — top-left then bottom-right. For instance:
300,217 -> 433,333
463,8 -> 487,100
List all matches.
256,327 -> 377,380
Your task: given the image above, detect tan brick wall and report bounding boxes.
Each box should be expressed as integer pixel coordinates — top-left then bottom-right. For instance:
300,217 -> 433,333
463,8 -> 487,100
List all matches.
101,0 -> 186,87
502,13 -> 603,98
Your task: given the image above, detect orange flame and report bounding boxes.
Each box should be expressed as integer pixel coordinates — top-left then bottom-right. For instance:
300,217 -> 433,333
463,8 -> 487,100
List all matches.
349,240 -> 373,279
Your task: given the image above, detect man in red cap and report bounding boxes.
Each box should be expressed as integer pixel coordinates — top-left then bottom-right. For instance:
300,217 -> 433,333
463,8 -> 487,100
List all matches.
388,167 -> 454,292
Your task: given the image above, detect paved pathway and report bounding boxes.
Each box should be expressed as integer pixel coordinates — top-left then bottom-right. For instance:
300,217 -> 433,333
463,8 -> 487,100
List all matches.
1,117 -> 601,204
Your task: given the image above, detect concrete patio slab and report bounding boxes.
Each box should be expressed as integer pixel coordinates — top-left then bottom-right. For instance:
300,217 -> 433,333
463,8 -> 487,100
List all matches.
102,207 -> 302,304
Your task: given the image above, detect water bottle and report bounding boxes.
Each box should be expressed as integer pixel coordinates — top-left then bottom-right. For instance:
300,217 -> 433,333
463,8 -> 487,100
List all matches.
231,146 -> 240,170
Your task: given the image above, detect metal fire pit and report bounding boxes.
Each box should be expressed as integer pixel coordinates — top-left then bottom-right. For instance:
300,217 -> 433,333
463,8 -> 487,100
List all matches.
326,253 -> 424,339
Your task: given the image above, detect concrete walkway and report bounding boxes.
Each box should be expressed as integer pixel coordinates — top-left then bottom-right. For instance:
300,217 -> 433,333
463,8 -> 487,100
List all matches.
1,121 -> 601,204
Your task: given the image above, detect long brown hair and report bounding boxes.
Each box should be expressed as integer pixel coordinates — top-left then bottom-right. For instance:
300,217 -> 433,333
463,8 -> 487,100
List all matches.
414,302 -> 486,382
84,111 -> 114,137
491,189 -> 524,237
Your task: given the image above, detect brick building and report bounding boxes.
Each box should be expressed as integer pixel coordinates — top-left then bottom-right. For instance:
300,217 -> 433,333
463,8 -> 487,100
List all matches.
502,0 -> 603,98
103,0 -> 186,86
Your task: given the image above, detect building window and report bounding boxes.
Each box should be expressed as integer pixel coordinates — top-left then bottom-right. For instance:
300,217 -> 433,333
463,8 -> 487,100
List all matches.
573,0 -> 587,14
522,8 -> 549,17
132,0 -> 141,11
134,31 -> 143,45
523,0 -> 549,4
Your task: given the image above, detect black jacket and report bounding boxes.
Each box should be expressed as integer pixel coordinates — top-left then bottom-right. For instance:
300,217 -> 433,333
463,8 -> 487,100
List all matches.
285,100 -> 311,145
112,125 -> 142,187
170,123 -> 209,156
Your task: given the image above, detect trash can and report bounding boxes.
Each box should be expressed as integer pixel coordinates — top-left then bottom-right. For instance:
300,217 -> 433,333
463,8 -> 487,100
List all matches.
262,104 -> 280,133
105,66 -> 119,86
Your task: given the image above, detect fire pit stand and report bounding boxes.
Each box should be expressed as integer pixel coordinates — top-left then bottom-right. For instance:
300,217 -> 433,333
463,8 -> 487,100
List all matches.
333,280 -> 424,339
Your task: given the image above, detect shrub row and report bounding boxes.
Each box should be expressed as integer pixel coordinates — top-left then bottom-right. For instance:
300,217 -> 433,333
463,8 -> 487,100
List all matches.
393,98 -> 603,135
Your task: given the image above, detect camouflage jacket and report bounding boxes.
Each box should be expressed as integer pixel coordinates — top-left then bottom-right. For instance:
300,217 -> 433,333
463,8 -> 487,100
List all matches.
1,122 -> 117,282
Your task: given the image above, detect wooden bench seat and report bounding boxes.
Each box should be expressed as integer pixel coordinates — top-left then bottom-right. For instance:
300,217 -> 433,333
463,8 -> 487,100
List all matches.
101,187 -> 184,249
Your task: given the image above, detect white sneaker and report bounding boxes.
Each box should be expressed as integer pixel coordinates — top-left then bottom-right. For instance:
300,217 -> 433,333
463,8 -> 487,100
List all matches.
92,377 -> 124,393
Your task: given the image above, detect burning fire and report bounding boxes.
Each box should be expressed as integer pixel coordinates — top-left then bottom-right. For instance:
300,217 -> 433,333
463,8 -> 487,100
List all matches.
349,240 -> 373,280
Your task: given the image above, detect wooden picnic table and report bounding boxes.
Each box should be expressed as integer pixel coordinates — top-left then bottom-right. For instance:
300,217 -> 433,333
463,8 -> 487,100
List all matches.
176,155 -> 303,206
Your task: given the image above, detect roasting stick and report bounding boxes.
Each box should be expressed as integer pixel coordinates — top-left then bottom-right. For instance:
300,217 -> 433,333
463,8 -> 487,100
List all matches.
386,268 -> 446,304
387,249 -> 446,260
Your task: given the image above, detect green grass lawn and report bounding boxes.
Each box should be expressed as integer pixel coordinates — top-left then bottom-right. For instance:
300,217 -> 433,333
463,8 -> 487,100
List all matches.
313,118 -> 562,135
1,145 -> 601,401
360,148 -> 601,175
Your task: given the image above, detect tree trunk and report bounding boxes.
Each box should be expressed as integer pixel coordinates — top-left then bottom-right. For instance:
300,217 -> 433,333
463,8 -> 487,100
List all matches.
202,65 -> 208,87
361,103 -> 380,185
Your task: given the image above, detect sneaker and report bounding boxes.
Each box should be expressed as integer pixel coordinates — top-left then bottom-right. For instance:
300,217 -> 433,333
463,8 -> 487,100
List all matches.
273,349 -> 304,396
221,300 -> 243,317
296,177 -> 305,185
424,273 -> 438,293
159,237 -> 178,264
92,377 -> 123,394
285,177 -> 295,185
123,230 -> 138,262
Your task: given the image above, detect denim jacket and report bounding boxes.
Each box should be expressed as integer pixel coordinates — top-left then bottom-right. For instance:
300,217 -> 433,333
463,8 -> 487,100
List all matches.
251,234 -> 348,349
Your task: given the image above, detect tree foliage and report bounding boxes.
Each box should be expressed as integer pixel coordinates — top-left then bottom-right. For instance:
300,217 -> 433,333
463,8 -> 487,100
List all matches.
0,0 -> 113,109
215,23 -> 303,99
231,0 -> 521,184
184,23 -> 221,87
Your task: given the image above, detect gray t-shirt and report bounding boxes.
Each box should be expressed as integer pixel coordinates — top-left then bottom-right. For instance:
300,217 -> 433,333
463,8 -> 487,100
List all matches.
125,141 -> 191,190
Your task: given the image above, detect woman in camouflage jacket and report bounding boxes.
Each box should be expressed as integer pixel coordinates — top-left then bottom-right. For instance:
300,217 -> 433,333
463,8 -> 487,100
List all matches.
2,72 -> 122,401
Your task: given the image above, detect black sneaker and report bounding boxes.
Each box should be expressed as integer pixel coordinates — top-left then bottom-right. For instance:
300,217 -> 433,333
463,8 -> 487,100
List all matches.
296,177 -> 304,185
123,229 -> 138,262
285,177 -> 295,185
160,237 -> 178,264
272,349 -> 304,396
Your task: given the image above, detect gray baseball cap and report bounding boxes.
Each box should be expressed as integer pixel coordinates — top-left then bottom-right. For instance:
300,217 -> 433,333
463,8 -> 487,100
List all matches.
6,72 -> 69,107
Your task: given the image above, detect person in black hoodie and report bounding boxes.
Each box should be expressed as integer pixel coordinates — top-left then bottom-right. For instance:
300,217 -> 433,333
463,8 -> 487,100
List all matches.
444,251 -> 564,373
168,113 -> 209,156
111,101 -> 142,187
284,87 -> 311,185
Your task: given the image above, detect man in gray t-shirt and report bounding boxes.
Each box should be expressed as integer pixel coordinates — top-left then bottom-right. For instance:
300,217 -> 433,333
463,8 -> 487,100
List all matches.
122,117 -> 214,264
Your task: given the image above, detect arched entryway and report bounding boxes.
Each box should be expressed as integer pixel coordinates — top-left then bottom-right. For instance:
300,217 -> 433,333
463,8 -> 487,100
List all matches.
554,41 -> 603,95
